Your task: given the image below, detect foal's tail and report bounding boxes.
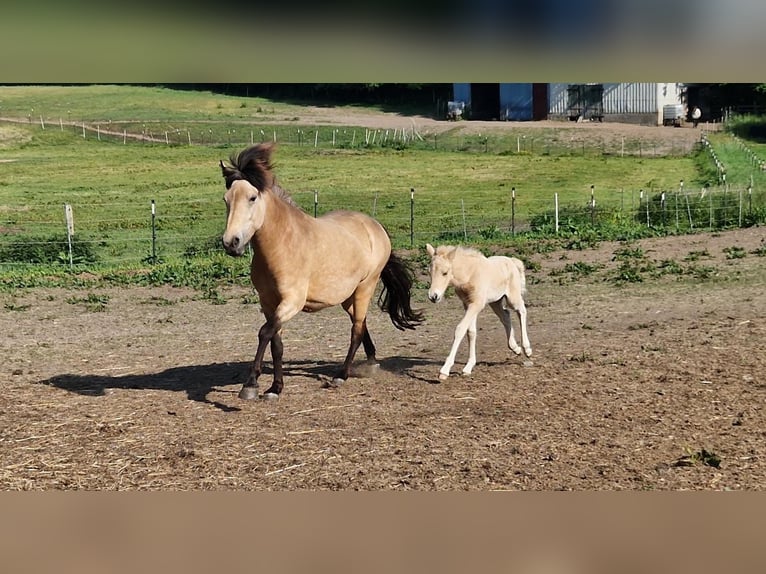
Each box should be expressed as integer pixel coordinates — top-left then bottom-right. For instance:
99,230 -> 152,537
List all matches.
378,253 -> 424,331
513,257 -> 527,298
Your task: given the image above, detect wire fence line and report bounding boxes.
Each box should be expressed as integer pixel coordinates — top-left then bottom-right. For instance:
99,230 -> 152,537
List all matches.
4,116 -> 701,157
1,184 -> 763,269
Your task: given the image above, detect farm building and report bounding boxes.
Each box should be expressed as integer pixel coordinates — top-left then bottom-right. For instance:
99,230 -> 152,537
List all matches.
451,83 -> 685,125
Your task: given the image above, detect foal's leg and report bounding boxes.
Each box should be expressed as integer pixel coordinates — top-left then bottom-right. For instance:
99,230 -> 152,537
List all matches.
462,311 -> 480,375
489,300 -> 523,355
440,302 -> 483,380
504,291 -> 532,357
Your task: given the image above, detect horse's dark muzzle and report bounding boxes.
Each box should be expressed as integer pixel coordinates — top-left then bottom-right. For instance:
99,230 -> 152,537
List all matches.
222,239 -> 245,257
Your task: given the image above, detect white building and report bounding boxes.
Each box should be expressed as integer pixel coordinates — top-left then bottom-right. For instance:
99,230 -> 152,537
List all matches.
452,83 -> 685,125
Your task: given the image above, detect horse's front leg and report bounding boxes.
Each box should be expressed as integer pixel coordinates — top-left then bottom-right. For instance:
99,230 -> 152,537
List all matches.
440,304 -> 481,380
240,318 -> 281,400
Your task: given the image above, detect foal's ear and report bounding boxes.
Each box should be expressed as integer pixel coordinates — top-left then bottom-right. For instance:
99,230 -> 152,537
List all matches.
426,243 -> 435,257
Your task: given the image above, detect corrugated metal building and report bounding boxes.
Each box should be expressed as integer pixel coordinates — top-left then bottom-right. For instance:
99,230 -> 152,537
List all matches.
452,83 -> 684,125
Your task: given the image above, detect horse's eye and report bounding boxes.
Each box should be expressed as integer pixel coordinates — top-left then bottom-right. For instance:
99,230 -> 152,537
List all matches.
249,196 -> 257,203
441,271 -> 448,276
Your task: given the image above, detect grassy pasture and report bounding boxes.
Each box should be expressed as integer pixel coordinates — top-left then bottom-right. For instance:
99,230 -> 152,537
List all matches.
0,83 -> 733,288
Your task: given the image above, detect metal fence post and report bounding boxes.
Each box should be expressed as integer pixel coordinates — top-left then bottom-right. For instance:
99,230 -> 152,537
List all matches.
151,200 -> 157,263
511,187 -> 516,236
410,188 -> 415,248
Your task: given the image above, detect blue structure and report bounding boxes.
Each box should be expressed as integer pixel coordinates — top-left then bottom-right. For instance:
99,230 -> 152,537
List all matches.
452,83 -> 537,121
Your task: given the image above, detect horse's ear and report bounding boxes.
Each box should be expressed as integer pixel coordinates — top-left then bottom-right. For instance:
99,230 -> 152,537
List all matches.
220,160 -> 237,183
426,243 -> 435,257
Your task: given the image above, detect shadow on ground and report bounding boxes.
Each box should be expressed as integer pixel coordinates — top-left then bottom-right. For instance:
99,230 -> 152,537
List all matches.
40,355 -> 437,410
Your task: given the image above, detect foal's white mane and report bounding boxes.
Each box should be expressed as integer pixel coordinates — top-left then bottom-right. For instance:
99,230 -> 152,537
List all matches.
439,245 -> 485,259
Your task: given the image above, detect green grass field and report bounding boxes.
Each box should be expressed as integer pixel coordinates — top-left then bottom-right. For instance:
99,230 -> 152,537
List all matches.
1,85 -> 763,289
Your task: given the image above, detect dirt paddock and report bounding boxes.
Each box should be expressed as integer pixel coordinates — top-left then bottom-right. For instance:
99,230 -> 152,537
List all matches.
2,227 -> 765,490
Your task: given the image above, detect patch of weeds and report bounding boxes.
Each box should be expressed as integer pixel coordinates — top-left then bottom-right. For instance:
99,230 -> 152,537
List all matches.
654,259 -> 684,276
202,287 -> 227,305
684,249 -> 711,262
241,292 -> 259,305
751,245 -> 766,257
684,264 -> 717,280
673,448 -> 721,468
723,246 -> 747,260
568,352 -> 593,363
611,260 -> 645,284
144,296 -> 176,306
612,244 -> 645,261
66,292 -> 110,312
550,261 -> 602,282
565,261 -> 601,277
4,302 -> 31,312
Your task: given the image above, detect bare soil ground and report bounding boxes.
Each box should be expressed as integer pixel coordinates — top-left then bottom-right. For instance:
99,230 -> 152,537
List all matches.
2,225 -> 765,490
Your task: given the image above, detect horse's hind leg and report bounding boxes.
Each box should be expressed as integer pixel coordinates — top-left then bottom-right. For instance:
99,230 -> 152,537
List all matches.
461,312 -> 480,376
331,293 -> 378,387
504,292 -> 532,358
489,300 -> 522,355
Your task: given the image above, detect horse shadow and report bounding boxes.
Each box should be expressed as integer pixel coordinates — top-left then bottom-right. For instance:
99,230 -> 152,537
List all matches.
40,355 -> 440,411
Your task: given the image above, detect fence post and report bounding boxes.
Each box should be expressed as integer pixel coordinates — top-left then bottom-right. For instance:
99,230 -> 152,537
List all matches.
554,192 -> 560,233
661,192 -> 667,227
739,187 -> 743,227
64,203 -> 74,269
410,188 -> 415,248
461,199 -> 467,240
314,190 -> 318,218
511,187 -> 516,236
151,200 -> 157,263
590,185 -> 595,226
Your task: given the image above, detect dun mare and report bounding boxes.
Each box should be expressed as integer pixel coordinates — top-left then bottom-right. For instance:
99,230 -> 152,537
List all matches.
426,244 -> 532,380
220,144 -> 423,400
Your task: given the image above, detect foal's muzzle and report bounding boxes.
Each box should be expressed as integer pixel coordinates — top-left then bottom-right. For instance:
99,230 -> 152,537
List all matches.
428,292 -> 442,303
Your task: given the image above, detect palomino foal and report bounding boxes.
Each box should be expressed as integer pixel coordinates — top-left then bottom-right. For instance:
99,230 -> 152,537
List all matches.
426,243 -> 532,380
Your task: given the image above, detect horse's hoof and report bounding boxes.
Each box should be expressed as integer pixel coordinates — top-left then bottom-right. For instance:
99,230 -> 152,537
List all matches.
438,373 -> 449,381
322,378 -> 345,389
260,392 -> 279,401
522,359 -> 534,367
238,386 -> 259,400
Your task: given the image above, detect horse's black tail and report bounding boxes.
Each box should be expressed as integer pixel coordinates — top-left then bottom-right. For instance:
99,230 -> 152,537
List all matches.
378,252 -> 424,331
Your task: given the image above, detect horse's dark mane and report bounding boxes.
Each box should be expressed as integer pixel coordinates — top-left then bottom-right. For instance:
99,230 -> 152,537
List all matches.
221,143 -> 298,207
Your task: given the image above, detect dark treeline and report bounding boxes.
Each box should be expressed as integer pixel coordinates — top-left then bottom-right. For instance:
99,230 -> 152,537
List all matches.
160,83 -> 453,112
155,83 -> 766,123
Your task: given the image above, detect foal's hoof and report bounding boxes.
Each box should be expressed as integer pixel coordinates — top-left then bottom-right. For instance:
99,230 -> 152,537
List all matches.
238,386 -> 259,400
438,373 -> 449,381
522,359 -> 534,367
260,392 -> 279,401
